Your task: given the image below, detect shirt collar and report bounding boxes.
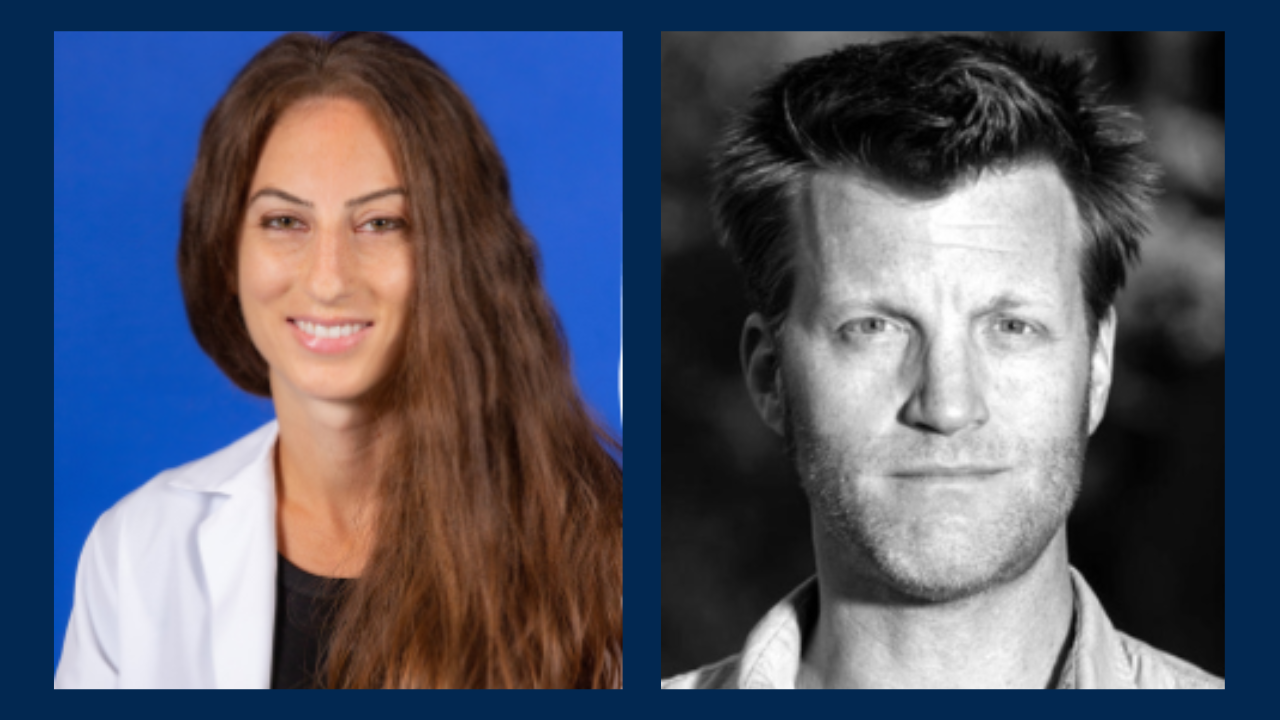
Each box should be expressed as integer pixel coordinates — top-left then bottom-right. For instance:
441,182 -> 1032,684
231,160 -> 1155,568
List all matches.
734,567 -> 1121,689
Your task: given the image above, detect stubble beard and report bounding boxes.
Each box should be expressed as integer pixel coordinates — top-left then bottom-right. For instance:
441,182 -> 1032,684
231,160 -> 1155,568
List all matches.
782,377 -> 1089,605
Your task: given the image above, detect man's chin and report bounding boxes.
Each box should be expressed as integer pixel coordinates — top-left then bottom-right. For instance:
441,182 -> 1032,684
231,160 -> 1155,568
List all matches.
870,560 -> 1007,604
861,537 -> 1048,605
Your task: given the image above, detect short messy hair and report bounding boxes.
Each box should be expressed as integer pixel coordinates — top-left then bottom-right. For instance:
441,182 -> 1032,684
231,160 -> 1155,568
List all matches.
712,34 -> 1159,337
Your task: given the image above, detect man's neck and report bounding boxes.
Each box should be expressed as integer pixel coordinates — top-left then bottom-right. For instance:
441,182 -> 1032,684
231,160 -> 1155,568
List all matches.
798,531 -> 1074,689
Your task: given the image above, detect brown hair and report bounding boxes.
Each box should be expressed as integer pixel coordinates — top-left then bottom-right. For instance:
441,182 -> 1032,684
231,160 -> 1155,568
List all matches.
178,32 -> 622,688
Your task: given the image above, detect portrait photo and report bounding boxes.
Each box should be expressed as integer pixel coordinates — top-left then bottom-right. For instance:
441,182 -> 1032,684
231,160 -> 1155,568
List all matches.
661,31 -> 1223,689
54,31 -> 622,688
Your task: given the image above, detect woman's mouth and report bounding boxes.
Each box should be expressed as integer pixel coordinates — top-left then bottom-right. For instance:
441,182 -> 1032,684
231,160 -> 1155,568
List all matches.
288,318 -> 373,354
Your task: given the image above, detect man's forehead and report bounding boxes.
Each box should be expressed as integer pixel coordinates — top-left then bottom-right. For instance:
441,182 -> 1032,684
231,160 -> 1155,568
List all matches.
792,162 -> 1085,282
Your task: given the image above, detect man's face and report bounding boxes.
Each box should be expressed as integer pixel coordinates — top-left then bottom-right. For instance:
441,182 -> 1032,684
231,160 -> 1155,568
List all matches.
744,162 -> 1114,603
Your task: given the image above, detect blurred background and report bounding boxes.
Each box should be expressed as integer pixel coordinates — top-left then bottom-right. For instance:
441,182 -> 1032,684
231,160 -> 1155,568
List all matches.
661,31 -> 1224,679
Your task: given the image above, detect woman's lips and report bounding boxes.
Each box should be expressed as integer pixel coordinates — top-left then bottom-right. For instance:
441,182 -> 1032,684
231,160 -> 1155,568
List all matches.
288,319 -> 372,355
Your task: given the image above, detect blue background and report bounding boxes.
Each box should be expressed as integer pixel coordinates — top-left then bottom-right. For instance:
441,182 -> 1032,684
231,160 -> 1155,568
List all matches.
54,31 -> 621,674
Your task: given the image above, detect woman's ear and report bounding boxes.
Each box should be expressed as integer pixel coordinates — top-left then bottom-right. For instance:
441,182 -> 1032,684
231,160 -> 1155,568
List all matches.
741,313 -> 786,435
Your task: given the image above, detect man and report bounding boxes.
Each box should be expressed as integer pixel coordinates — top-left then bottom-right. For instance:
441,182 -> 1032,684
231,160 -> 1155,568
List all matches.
662,35 -> 1222,689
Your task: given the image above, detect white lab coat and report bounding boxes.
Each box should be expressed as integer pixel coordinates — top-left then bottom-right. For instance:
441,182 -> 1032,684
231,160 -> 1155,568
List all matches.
55,421 -> 281,689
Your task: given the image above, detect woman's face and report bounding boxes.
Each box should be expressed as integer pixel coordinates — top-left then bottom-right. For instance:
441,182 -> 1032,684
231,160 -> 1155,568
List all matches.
239,97 -> 414,407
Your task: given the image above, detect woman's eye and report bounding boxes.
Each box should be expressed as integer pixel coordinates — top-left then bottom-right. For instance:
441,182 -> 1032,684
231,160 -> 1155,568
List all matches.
360,217 -> 404,232
262,216 -> 303,231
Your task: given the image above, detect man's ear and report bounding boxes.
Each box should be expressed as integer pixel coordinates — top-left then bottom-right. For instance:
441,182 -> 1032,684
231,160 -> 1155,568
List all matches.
742,312 -> 786,436
1087,307 -> 1117,436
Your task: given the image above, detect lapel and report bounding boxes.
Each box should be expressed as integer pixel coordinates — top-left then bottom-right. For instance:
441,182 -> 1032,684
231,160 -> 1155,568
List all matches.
173,421 -> 279,689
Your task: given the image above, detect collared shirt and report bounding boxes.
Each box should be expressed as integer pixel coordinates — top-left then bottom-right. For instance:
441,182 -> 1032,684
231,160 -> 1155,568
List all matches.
662,568 -> 1223,689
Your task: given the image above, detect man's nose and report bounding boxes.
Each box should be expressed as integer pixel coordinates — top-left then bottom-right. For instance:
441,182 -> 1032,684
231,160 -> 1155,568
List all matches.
304,223 -> 354,304
900,332 -> 990,436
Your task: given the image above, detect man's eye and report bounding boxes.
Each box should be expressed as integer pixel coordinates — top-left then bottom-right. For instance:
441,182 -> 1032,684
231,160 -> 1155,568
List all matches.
996,318 -> 1034,335
843,317 -> 897,335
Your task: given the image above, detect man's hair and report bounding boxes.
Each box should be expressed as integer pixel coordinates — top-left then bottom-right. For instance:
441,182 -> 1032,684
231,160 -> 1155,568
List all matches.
713,34 -> 1159,336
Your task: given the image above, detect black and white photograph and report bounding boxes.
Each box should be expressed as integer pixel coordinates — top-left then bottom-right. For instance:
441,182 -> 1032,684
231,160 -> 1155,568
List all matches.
661,31 -> 1224,689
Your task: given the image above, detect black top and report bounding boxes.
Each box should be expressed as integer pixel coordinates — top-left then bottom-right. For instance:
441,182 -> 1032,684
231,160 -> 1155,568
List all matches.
270,554 -> 351,689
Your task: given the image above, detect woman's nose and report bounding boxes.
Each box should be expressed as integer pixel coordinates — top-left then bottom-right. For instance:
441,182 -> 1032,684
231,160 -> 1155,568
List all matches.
304,224 -> 355,304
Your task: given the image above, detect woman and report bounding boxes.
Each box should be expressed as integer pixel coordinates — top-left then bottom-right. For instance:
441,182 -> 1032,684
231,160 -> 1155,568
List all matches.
54,31 -> 623,689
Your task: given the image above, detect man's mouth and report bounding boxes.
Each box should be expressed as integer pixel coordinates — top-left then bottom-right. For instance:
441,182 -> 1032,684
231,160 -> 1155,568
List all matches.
891,465 -> 1009,479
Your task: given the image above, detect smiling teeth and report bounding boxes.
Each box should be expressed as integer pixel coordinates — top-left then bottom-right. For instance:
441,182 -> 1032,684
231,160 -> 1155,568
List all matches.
296,321 -> 368,339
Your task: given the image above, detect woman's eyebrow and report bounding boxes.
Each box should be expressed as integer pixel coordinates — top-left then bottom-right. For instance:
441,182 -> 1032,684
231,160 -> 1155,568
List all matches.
245,186 -> 406,208
248,187 -> 312,207
346,187 -> 405,208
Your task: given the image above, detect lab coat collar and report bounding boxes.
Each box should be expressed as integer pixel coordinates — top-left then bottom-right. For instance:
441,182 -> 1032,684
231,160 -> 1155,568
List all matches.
166,421 -> 280,496
169,421 -> 280,689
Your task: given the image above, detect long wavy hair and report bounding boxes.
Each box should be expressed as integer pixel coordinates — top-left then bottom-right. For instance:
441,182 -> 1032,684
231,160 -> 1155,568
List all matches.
178,32 -> 623,688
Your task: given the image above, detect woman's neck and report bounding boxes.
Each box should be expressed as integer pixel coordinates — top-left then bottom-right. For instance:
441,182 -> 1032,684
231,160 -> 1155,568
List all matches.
272,391 -> 381,578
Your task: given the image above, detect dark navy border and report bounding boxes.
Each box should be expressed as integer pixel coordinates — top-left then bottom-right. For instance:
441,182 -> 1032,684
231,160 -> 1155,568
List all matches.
33,16 -> 1262,711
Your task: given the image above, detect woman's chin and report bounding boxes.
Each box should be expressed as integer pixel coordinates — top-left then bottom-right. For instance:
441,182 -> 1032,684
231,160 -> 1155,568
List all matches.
275,371 -> 380,407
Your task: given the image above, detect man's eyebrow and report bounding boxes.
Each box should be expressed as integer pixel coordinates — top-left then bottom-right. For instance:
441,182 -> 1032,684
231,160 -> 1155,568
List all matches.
820,296 -> 917,321
977,293 -> 1048,315
822,293 -> 1048,319
245,187 -> 406,209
